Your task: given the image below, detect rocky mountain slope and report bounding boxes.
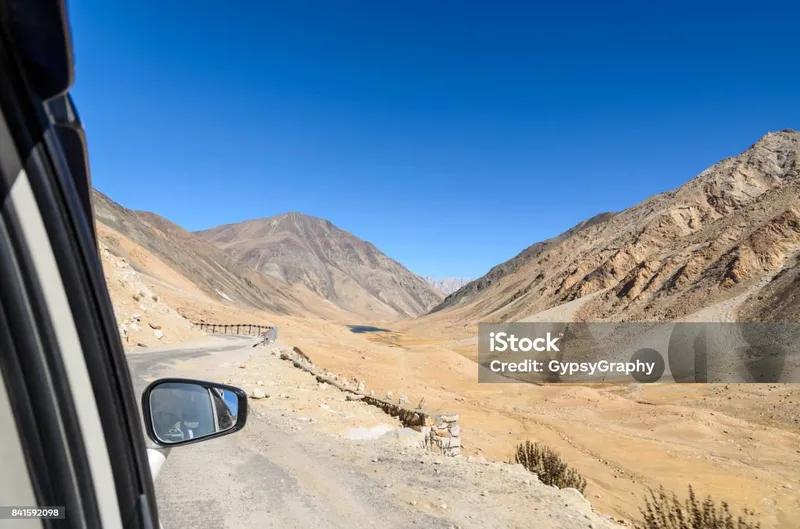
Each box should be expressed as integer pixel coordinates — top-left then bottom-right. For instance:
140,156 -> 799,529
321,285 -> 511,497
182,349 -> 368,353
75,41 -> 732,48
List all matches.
93,191 -> 338,319
197,213 -> 443,319
426,130 -> 800,324
423,277 -> 472,295
98,241 -> 206,348
430,212 -> 617,314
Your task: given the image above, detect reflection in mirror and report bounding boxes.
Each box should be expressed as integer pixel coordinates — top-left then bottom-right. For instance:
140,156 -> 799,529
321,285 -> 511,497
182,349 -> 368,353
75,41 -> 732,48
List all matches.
149,382 -> 239,445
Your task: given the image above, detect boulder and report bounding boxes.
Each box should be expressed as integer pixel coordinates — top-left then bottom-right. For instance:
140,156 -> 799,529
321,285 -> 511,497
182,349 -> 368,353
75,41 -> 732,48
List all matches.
379,427 -> 426,448
561,487 -> 589,505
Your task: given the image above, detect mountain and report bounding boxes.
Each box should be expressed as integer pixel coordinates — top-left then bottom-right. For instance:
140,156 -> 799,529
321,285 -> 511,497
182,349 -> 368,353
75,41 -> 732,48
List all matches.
425,130 -> 800,324
196,213 -> 444,319
423,277 -> 473,295
430,212 -> 617,314
92,191 -> 336,319
97,240 -> 206,348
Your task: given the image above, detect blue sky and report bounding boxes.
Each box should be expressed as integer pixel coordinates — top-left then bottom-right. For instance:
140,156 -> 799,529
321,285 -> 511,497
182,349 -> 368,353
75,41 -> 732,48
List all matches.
68,1 -> 799,279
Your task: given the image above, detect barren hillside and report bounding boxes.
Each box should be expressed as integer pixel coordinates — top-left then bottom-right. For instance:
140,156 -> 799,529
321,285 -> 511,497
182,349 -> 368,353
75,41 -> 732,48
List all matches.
197,212 -> 443,319
430,212 -> 617,314
98,240 -> 206,348
424,130 -> 800,327
94,191 -> 317,317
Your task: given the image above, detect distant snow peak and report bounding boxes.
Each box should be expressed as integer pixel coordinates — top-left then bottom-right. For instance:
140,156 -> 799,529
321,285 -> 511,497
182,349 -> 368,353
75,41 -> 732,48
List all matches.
423,277 -> 471,295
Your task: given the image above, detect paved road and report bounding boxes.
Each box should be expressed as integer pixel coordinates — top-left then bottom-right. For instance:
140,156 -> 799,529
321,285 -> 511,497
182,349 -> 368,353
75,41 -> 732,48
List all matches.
127,336 -> 255,401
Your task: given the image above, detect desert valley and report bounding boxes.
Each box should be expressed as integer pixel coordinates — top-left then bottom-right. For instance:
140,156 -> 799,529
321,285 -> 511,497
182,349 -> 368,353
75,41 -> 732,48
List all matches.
99,131 -> 800,527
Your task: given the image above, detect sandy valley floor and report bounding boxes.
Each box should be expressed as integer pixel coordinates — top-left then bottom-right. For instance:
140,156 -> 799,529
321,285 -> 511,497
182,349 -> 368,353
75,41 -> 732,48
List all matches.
273,319 -> 800,529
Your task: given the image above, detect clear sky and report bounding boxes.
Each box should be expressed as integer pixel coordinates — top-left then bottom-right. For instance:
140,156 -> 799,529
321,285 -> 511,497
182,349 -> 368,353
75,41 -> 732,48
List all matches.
67,1 -> 800,279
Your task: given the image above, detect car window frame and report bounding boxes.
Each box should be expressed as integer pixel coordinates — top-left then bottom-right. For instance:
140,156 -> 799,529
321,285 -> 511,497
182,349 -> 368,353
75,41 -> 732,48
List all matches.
0,22 -> 159,529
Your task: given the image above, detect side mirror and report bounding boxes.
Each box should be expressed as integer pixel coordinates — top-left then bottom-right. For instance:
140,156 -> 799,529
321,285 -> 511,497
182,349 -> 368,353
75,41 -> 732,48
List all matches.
142,378 -> 248,447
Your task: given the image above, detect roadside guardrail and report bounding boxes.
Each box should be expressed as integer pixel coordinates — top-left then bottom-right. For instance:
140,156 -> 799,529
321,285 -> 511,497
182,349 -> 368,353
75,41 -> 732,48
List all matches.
192,322 -> 277,342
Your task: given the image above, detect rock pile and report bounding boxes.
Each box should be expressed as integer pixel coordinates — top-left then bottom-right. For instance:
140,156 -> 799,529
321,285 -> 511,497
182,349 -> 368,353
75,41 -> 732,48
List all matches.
426,414 -> 461,457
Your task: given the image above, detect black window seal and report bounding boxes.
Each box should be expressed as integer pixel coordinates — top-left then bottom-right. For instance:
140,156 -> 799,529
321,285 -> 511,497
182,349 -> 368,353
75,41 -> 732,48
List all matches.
0,26 -> 101,529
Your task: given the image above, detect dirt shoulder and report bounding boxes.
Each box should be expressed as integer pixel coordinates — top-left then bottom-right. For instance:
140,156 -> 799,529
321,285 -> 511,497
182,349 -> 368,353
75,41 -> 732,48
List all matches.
151,340 -> 622,529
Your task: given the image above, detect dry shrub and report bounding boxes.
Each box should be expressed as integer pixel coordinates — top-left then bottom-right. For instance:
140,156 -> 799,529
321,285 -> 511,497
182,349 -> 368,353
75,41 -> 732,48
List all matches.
637,485 -> 761,529
513,440 -> 586,493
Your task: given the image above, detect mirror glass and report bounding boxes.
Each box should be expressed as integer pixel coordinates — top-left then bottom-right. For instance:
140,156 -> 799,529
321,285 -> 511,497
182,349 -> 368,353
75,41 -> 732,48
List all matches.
149,382 -> 239,444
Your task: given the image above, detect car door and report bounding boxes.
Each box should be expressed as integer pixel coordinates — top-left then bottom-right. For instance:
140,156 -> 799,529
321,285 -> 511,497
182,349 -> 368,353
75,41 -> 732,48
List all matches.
0,1 -> 160,528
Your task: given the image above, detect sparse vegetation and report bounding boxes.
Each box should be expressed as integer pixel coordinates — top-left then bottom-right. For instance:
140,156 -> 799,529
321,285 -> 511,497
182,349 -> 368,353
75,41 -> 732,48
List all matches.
513,440 -> 587,493
636,485 -> 761,529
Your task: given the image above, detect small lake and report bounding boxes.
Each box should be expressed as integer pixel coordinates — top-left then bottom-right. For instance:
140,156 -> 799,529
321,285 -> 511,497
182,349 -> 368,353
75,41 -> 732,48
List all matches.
348,325 -> 390,334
